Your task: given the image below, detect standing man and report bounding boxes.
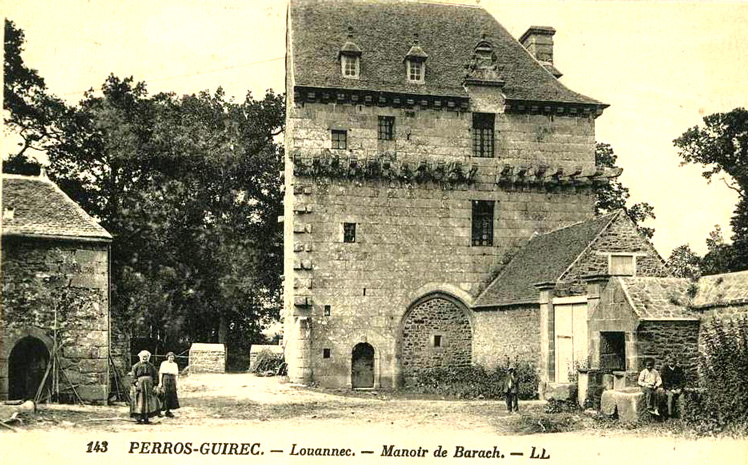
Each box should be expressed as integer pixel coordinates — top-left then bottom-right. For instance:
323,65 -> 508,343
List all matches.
661,356 -> 684,418
637,359 -> 663,415
504,366 -> 520,413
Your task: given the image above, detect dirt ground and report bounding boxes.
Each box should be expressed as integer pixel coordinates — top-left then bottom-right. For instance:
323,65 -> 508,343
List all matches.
1,373 -> 744,465
8,373 -> 544,434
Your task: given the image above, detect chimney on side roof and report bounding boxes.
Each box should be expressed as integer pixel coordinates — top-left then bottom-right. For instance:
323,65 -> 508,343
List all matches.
519,26 -> 562,78
519,26 -> 556,63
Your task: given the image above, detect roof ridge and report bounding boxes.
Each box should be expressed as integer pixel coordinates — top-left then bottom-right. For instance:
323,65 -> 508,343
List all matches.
537,210 -> 620,238
2,173 -> 52,182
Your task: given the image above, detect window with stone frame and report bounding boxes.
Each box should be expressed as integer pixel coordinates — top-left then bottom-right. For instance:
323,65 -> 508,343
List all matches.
609,254 -> 636,276
472,113 -> 495,157
407,60 -> 424,83
471,200 -> 494,246
432,334 -> 443,348
378,116 -> 395,141
343,222 -> 356,243
323,348 -> 331,359
341,55 -> 359,79
331,129 -> 348,150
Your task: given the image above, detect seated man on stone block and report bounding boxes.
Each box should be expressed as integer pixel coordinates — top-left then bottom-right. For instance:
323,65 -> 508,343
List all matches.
637,359 -> 663,415
660,356 -> 684,418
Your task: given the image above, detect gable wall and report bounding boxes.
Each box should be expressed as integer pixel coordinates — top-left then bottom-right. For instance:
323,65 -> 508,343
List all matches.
559,214 -> 669,296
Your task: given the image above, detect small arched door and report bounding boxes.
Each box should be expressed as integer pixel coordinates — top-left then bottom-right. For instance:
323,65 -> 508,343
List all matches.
9,336 -> 50,400
351,343 -> 375,389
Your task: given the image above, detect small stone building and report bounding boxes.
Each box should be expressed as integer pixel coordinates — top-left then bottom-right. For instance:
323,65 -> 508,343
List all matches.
585,270 -> 748,389
1,173 -> 112,402
284,0 -> 620,389
473,210 -> 669,394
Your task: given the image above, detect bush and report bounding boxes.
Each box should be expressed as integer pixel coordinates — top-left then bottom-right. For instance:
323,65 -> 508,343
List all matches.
250,350 -> 286,375
406,360 -> 539,400
683,316 -> 748,434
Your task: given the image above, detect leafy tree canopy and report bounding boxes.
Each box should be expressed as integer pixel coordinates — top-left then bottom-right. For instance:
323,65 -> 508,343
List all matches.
674,108 -> 748,272
4,19 -> 285,364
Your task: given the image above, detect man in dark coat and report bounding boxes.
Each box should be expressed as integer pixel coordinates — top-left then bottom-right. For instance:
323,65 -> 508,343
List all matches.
504,366 -> 520,413
661,356 -> 685,417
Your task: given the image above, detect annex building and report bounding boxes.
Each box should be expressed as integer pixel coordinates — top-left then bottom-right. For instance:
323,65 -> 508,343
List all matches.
1,173 -> 112,403
283,0 -> 659,391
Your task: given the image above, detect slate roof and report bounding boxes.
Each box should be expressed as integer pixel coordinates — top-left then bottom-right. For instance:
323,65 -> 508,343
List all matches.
289,0 -> 604,106
618,277 -> 699,320
473,212 -> 619,308
2,174 -> 112,241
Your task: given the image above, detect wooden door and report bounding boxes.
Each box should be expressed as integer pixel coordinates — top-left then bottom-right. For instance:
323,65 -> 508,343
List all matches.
351,343 -> 374,389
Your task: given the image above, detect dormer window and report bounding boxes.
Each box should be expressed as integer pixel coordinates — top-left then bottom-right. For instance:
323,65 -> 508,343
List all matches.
341,55 -> 359,79
407,61 -> 424,83
404,34 -> 427,84
339,26 -> 362,80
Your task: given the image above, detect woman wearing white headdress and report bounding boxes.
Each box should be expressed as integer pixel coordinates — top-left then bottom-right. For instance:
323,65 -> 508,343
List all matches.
129,350 -> 160,424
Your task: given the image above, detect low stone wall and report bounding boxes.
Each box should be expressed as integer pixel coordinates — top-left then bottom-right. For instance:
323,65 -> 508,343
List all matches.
189,343 -> 226,373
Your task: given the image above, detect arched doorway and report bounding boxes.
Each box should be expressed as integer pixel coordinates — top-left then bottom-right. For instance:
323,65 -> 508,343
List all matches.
400,294 -> 472,387
9,336 -> 50,400
351,343 -> 375,389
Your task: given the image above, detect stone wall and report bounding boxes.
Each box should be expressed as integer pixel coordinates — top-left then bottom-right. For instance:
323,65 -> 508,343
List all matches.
284,95 -> 599,388
637,320 -> 700,382
473,304 -> 540,369
401,295 -> 472,385
1,237 -> 110,402
189,343 -> 226,373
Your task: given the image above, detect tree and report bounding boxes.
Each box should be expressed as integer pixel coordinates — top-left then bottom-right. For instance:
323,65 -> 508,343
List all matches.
4,19 -> 70,163
674,108 -> 748,272
666,244 -> 702,279
594,142 -> 656,238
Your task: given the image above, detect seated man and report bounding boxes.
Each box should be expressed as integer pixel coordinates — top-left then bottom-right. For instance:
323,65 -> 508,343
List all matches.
637,359 -> 663,415
660,356 -> 684,417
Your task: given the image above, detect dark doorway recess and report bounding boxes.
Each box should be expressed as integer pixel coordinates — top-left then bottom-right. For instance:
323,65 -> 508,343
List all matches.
9,336 -> 50,400
351,343 -> 375,389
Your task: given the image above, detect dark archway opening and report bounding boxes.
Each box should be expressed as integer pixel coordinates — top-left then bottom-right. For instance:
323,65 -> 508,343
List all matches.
9,336 -> 50,401
351,343 -> 375,389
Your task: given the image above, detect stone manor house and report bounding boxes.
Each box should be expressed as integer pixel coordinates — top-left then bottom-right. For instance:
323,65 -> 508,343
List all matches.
283,0 -> 747,396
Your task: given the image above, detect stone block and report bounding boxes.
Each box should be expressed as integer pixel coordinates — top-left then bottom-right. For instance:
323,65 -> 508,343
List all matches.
75,384 -> 108,402
600,389 -> 647,423
544,383 -> 577,402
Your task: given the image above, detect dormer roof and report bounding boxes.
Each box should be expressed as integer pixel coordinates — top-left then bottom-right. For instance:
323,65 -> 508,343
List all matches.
289,0 -> 604,107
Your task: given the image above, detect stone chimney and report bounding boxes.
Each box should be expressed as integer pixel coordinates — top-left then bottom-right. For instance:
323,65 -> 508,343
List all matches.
519,26 -> 562,78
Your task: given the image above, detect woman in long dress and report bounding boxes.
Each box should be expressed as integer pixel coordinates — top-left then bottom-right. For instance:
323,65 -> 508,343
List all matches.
159,352 -> 180,417
129,350 -> 160,424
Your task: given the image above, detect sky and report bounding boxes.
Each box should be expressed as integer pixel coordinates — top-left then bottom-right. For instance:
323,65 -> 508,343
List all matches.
3,0 -> 747,257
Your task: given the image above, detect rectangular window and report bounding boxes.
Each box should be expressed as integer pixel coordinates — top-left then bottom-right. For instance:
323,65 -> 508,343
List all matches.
341,56 -> 359,79
331,129 -> 347,150
432,335 -> 442,348
343,222 -> 356,243
324,305 -> 331,317
378,116 -> 395,141
472,113 -> 495,158
323,348 -> 331,359
471,200 -> 494,246
610,255 -> 636,276
407,60 -> 424,83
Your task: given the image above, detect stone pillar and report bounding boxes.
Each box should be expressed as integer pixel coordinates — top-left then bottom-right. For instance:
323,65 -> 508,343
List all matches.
535,281 -> 556,390
288,315 -> 313,385
583,274 -> 608,370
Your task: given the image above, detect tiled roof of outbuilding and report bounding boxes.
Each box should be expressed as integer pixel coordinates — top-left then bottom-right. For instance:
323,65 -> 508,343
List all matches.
289,0 -> 604,106
2,174 -> 112,241
619,277 -> 699,320
692,270 -> 748,308
473,212 -> 619,308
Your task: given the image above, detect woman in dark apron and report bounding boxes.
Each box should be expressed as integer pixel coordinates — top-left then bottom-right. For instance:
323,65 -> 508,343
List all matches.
129,350 -> 160,424
158,351 -> 180,417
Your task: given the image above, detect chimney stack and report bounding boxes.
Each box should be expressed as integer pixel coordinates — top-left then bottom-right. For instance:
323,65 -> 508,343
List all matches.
519,26 -> 562,78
